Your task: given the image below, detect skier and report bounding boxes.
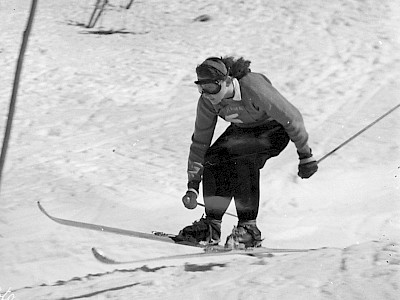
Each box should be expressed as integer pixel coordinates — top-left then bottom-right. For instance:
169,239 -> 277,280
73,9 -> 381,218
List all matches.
177,56 -> 318,248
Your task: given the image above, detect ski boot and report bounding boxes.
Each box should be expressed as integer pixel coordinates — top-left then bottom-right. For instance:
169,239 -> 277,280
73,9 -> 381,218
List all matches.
225,220 -> 263,249
175,216 -> 221,246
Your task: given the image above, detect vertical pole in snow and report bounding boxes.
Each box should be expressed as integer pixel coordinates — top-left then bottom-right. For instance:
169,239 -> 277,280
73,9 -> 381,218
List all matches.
0,0 -> 39,197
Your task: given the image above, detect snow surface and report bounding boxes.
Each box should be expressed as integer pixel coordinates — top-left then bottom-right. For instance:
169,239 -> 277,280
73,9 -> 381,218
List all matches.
1,0 -> 399,299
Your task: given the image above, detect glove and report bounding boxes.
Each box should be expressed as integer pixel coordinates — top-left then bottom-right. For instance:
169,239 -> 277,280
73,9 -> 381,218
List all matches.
182,181 -> 200,209
297,149 -> 318,179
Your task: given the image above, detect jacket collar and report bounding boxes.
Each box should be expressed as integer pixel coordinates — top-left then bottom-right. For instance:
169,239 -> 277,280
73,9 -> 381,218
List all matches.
231,78 -> 242,101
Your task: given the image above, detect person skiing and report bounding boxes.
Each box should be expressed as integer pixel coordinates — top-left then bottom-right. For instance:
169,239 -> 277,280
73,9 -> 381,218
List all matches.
177,56 -> 318,249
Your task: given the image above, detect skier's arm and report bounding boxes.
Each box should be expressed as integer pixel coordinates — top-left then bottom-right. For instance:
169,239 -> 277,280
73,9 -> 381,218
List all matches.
252,74 -> 317,178
252,75 -> 311,154
182,98 -> 217,209
187,97 -> 218,183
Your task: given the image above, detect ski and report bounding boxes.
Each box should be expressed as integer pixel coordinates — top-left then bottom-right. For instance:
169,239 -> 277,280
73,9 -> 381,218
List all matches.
37,201 -> 202,248
37,201 -> 323,264
91,246 -> 314,265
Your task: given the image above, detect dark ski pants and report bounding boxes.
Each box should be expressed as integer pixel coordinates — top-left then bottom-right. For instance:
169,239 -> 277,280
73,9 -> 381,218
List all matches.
202,121 -> 289,221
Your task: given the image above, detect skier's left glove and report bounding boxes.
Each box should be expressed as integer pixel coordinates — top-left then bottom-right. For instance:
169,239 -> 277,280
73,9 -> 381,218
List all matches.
182,181 -> 199,209
297,149 -> 318,179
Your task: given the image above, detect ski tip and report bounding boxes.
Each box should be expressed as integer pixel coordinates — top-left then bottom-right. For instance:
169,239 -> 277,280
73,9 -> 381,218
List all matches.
37,201 -> 46,212
37,201 -> 51,218
37,201 -> 45,212
91,247 -> 103,257
92,247 -> 119,264
92,247 -> 115,264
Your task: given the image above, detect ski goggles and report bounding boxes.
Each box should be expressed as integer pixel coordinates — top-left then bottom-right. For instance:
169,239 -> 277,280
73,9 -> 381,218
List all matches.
194,79 -> 222,95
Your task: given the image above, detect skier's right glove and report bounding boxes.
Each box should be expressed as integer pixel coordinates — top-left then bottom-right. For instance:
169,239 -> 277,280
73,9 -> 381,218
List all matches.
182,181 -> 199,209
297,148 -> 318,179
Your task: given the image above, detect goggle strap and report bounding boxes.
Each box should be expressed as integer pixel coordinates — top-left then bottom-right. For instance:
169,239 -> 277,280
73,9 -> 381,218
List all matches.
201,60 -> 228,77
194,79 -> 218,85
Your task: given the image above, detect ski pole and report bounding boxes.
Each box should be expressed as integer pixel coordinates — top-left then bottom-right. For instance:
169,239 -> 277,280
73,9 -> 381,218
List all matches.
317,103 -> 400,164
197,202 -> 238,218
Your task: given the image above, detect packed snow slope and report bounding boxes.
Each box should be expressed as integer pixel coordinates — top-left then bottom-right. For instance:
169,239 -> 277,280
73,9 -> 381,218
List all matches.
0,0 -> 399,299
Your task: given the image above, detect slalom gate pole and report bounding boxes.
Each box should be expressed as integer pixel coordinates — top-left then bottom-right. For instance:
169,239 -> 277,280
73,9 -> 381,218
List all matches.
0,0 -> 39,197
317,103 -> 400,164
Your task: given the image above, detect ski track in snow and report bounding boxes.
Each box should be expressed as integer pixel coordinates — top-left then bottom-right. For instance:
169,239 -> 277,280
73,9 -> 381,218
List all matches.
0,0 -> 400,299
